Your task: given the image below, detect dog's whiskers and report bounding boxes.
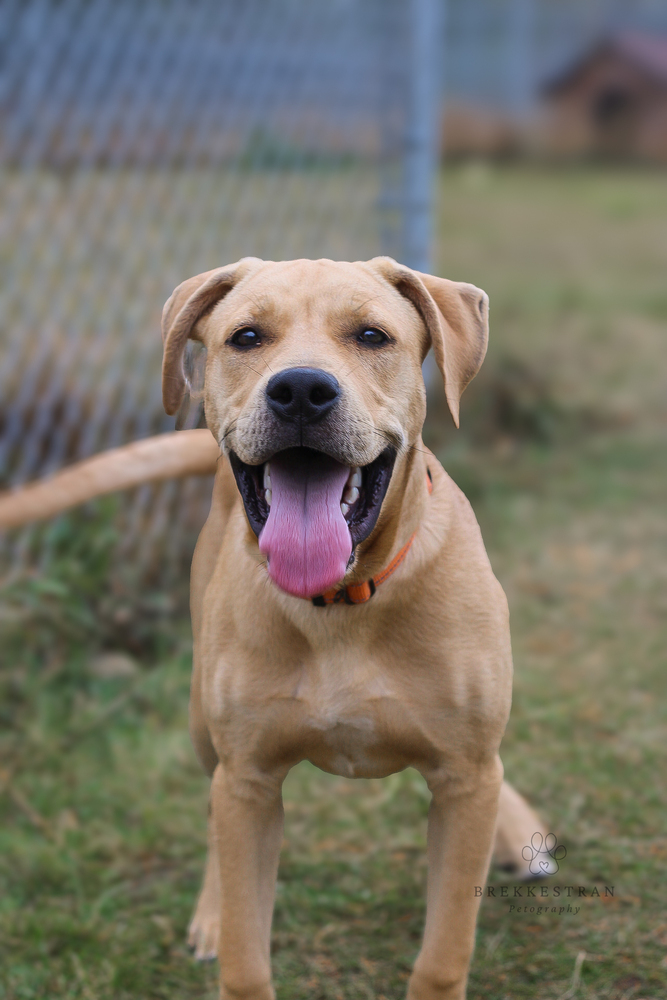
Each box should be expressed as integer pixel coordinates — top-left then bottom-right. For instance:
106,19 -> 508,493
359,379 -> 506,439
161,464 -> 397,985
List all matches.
364,423 -> 431,458
404,440 -> 431,457
337,360 -> 368,380
240,362 -> 267,379
352,294 -> 381,313
219,422 -> 238,453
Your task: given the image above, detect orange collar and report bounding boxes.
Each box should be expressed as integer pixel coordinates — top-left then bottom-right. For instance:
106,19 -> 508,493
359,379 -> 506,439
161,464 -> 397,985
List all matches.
311,466 -> 432,607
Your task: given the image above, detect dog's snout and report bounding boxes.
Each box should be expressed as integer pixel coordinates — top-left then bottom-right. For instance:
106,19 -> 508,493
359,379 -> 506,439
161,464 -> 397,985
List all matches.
266,368 -> 340,424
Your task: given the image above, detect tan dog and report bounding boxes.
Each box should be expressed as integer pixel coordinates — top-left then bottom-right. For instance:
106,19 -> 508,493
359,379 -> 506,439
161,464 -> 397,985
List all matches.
0,257 -> 546,1000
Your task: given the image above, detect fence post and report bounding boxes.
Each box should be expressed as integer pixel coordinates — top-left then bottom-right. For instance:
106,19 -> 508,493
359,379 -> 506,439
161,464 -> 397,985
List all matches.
508,0 -> 534,119
402,0 -> 441,389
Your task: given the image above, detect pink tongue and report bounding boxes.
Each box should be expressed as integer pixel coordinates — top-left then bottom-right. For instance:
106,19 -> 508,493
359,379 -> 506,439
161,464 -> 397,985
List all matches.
258,449 -> 353,599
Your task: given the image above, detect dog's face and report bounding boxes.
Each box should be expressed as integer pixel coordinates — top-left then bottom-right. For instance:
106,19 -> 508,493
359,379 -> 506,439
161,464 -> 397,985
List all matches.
204,259 -> 427,468
162,258 -> 488,599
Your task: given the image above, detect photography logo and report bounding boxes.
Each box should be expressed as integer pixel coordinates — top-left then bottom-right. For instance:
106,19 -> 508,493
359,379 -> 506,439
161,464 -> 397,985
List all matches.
522,832 -> 567,876
477,830 -> 614,911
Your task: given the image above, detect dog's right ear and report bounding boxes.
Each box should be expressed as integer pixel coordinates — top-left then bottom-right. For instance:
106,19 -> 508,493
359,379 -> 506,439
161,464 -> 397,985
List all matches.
161,258 -> 261,416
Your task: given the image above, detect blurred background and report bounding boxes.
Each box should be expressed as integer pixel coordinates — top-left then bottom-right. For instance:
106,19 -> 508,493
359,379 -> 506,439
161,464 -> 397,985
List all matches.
1,2 -> 666,999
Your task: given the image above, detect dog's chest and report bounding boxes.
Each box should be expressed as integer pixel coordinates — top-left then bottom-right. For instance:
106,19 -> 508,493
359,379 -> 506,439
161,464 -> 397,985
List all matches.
282,657 -> 419,778
207,645 -> 438,780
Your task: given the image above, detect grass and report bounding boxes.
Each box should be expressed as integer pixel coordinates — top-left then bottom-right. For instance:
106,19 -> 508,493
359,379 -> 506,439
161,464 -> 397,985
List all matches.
1,165 -> 667,999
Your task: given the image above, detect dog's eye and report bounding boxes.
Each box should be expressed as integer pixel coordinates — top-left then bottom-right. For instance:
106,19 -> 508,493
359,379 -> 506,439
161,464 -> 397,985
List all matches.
230,328 -> 261,348
358,328 -> 388,346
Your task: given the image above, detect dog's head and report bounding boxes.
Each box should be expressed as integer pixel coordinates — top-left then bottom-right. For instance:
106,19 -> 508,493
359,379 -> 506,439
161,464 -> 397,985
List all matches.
162,258 -> 488,599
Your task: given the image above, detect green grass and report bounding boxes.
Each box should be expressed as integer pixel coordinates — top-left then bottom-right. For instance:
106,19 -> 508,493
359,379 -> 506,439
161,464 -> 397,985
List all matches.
2,165 -> 667,999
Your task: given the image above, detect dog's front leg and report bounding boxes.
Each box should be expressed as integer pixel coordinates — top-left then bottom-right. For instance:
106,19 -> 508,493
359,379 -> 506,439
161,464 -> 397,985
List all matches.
408,756 -> 504,1000
210,762 -> 285,1000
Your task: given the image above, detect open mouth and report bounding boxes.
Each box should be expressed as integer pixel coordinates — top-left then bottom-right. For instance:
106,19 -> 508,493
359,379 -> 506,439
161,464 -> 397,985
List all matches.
229,446 -> 396,599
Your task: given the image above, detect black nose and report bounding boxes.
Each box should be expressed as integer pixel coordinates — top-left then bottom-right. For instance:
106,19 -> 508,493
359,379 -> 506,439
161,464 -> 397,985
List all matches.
266,367 -> 341,424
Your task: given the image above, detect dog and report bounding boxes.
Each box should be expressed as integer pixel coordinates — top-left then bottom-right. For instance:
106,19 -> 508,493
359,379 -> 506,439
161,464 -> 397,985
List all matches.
0,257 -> 546,999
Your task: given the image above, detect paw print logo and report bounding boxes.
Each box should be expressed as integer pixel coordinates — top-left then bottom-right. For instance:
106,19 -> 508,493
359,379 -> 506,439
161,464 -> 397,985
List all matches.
522,832 -> 567,876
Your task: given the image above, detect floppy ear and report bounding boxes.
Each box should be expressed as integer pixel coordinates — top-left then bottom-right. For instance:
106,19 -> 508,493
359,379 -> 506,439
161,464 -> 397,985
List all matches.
369,257 -> 489,427
161,258 -> 261,416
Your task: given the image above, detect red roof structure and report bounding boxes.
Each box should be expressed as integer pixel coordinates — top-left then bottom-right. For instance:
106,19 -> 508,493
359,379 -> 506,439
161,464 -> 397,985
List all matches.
541,32 -> 667,160
545,32 -> 667,94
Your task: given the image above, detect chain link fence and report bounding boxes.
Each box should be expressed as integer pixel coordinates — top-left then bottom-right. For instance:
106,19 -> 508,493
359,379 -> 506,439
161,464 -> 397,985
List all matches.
2,0 -> 661,583
0,0 -> 440,583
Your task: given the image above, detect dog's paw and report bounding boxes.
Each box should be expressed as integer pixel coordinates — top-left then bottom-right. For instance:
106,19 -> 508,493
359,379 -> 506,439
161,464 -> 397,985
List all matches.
187,901 -> 220,962
407,968 -> 466,1000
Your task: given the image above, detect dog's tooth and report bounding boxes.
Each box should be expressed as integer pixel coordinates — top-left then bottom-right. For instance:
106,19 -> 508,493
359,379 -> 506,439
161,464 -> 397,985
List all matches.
265,488 -> 272,507
340,501 -> 349,517
343,485 -> 359,506
263,464 -> 271,489
348,468 -> 362,489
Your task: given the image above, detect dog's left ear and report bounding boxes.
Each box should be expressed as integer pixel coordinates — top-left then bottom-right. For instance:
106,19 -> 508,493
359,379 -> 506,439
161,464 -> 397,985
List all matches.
161,258 -> 262,416
370,257 -> 489,427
